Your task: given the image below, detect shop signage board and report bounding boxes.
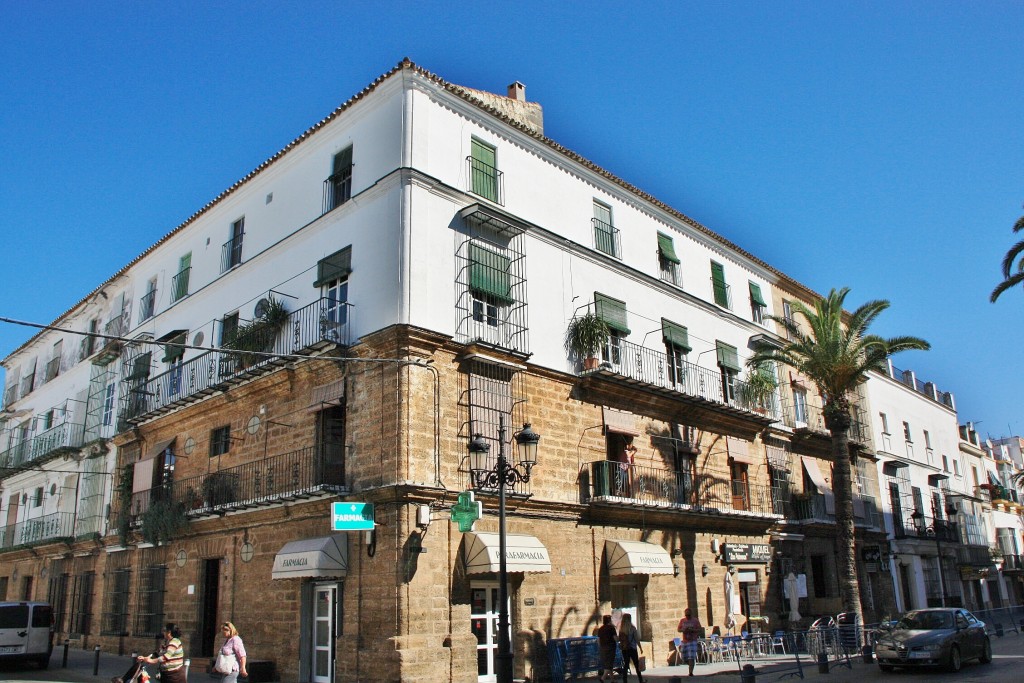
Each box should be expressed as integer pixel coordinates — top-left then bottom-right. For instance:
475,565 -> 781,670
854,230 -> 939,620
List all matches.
722,543 -> 772,563
331,502 -> 375,531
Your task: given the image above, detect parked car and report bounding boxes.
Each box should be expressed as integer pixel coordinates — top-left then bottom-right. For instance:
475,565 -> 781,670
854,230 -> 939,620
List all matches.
874,608 -> 992,673
0,601 -> 54,668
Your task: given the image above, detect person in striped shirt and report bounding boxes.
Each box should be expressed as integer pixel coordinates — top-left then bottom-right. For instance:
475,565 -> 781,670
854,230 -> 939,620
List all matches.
137,623 -> 186,683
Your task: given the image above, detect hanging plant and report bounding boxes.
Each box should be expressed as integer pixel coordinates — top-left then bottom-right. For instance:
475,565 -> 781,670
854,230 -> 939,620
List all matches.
114,465 -> 134,546
139,497 -> 189,546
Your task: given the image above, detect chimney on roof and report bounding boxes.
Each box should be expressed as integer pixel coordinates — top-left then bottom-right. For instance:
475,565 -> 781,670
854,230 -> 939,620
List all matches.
507,81 -> 526,102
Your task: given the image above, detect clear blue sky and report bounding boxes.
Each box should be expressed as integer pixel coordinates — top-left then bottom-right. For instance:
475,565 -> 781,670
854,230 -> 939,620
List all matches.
2,2 -> 1021,439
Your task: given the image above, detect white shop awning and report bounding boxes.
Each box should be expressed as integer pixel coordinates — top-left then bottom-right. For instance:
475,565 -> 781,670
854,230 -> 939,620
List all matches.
272,535 -> 348,580
605,540 -> 674,576
463,532 -> 551,574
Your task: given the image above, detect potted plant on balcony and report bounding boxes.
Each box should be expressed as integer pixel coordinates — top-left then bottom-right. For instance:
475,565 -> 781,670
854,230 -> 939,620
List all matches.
740,364 -> 778,414
223,297 -> 289,367
564,312 -> 609,370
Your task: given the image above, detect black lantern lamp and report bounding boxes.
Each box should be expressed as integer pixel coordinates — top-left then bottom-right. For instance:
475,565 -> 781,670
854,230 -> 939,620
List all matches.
467,417 -> 541,683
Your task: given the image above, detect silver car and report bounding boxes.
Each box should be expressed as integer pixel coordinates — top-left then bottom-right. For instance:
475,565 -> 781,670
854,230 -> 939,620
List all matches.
874,608 -> 992,673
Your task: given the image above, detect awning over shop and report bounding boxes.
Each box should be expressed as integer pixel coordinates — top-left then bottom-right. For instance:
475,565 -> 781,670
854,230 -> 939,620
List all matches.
463,532 -> 551,574
271,535 -> 348,580
605,540 -> 674,576
801,456 -> 835,515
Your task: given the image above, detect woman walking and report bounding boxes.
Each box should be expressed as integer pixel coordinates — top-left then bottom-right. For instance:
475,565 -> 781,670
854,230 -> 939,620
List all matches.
617,613 -> 644,683
216,621 -> 249,682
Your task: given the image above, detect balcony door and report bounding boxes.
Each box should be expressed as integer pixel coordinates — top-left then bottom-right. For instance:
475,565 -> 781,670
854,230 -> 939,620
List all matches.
731,462 -> 750,511
316,405 -> 346,487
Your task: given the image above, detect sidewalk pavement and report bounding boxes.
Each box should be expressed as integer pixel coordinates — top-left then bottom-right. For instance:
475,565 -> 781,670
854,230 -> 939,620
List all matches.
0,629 -> 1020,682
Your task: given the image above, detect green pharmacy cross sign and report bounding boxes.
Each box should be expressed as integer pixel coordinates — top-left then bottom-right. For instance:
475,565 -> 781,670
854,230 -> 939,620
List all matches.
451,491 -> 483,532
331,502 -> 375,531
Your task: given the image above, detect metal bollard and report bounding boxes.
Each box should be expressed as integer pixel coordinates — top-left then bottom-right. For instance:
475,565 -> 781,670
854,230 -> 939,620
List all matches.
862,644 -> 873,663
995,623 -> 1004,637
93,645 -> 101,676
62,639 -> 69,668
817,651 -> 829,674
185,657 -> 191,681
740,663 -> 758,682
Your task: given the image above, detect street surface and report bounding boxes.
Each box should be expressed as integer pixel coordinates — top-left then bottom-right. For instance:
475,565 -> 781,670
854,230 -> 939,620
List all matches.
0,631 -> 1020,682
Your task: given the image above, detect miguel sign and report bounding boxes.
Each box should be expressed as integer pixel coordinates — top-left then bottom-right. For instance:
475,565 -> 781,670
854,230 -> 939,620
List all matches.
722,543 -> 772,563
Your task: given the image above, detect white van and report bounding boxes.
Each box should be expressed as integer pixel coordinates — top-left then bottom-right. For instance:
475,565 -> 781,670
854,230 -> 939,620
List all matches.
0,601 -> 54,669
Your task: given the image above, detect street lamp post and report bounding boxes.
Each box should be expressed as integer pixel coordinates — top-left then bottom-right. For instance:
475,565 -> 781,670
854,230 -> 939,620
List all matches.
911,504 -> 959,608
468,416 -> 539,683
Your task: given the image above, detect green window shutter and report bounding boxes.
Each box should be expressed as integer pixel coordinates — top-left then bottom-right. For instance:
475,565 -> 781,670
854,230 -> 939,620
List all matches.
314,246 -> 353,287
711,261 -> 729,307
471,138 -> 498,202
657,232 -> 680,264
468,244 -> 513,304
174,253 -> 191,301
661,319 -> 690,352
162,333 -> 186,362
128,352 -> 152,380
333,146 -> 353,174
715,341 -> 740,372
595,293 -> 630,335
749,281 -> 766,307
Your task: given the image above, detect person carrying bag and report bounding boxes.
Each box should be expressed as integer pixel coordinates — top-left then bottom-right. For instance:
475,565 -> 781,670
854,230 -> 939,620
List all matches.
214,621 -> 248,682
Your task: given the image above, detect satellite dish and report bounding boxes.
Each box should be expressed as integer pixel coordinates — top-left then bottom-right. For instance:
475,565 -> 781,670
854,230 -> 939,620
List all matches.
254,298 -> 271,318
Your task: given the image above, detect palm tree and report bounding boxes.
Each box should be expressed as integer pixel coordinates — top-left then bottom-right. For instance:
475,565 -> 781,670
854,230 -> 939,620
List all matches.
747,288 -> 929,620
990,212 -> 1024,303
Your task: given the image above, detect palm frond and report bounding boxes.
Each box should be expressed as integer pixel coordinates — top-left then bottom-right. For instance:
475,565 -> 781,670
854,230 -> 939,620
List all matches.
991,271 -> 1024,303
999,239 -> 1024,278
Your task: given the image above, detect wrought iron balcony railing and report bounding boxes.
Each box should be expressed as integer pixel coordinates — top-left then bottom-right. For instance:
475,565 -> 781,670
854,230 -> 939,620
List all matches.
120,298 -> 352,424
138,289 -> 156,323
590,337 -> 781,420
779,394 -> 868,443
171,266 -> 191,302
788,492 -> 878,527
1003,554 -> 1023,571
893,514 -> 959,542
113,446 -> 346,529
221,235 -> 243,272
466,156 -> 504,205
0,511 -> 76,551
322,167 -> 353,214
593,218 -> 621,259
586,460 -> 778,516
29,422 -> 86,464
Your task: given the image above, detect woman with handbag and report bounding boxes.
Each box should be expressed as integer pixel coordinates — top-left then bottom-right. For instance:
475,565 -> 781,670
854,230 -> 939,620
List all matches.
617,613 -> 644,683
137,623 -> 186,683
215,621 -> 248,682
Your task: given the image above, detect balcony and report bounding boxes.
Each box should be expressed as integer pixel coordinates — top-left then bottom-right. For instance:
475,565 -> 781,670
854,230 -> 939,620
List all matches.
171,267 -> 191,303
956,545 -> 995,567
584,460 -> 780,521
116,446 -> 346,529
30,422 -> 85,463
893,514 -> 959,542
138,289 -> 156,323
466,156 -> 504,205
786,492 -> 879,528
711,277 -> 732,309
779,394 -> 869,447
574,338 -> 778,435
0,441 -> 30,471
120,298 -> 352,425
322,167 -> 353,213
593,218 -> 621,259
0,512 -> 76,551
1002,554 -> 1023,572
221,235 -> 243,272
